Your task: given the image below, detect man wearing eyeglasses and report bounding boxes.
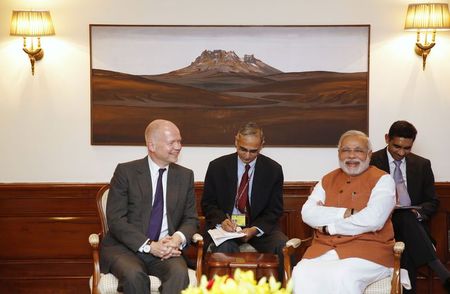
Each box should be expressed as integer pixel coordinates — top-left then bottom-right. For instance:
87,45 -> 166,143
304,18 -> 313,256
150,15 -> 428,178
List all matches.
370,120 -> 449,293
201,121 -> 288,279
292,130 -> 411,293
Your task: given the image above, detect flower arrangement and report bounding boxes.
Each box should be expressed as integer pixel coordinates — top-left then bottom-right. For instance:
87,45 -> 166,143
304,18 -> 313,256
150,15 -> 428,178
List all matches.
182,269 -> 292,294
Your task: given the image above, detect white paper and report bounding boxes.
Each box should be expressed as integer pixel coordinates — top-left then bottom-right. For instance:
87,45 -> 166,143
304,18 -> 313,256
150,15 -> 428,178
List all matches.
208,227 -> 246,246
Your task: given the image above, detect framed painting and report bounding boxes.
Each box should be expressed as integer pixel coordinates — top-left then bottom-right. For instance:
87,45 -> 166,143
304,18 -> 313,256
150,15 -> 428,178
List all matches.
90,25 -> 370,146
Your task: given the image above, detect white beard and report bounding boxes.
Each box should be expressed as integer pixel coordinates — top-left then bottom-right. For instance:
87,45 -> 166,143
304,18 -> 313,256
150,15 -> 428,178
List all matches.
339,156 -> 370,176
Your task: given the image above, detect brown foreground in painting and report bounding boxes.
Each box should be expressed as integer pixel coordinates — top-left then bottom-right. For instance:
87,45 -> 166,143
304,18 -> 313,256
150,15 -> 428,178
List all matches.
91,69 -> 367,146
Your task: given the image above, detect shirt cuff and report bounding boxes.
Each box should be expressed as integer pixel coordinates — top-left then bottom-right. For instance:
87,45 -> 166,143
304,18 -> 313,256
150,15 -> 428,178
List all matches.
138,238 -> 150,252
174,231 -> 187,249
255,226 -> 264,237
338,207 -> 347,218
327,223 -> 336,235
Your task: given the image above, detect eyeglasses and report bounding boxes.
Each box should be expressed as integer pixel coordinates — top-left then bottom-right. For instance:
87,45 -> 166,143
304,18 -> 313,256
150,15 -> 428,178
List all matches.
238,146 -> 260,154
339,148 -> 368,156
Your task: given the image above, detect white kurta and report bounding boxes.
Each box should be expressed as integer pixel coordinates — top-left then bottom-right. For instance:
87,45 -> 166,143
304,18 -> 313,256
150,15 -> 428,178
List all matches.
292,174 -> 410,293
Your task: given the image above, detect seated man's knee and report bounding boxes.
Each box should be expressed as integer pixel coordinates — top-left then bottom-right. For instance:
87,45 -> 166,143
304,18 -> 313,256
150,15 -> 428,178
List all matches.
171,263 -> 189,281
122,268 -> 149,290
272,234 -> 289,254
393,210 -> 417,224
211,240 -> 240,253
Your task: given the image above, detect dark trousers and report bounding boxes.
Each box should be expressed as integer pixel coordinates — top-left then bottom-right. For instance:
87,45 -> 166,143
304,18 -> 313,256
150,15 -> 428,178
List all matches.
109,251 -> 189,294
210,229 -> 290,282
392,209 -> 437,294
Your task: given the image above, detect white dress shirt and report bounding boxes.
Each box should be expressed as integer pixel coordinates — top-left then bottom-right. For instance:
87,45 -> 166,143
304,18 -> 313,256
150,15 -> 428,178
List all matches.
139,157 -> 186,252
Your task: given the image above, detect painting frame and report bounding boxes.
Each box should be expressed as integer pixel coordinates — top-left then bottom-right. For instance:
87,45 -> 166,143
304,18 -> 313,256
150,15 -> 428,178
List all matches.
90,25 -> 370,147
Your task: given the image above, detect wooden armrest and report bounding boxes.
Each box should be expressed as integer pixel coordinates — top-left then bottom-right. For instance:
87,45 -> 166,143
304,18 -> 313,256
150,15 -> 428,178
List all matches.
191,233 -> 204,283
393,241 -> 404,254
391,241 -> 405,294
89,233 -> 101,294
89,233 -> 99,248
192,233 -> 203,243
282,237 -> 313,286
285,238 -> 302,249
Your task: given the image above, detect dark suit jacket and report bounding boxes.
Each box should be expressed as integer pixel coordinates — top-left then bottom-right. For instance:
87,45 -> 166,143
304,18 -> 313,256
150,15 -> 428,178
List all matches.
201,152 -> 284,234
370,148 -> 439,221
100,157 -> 198,272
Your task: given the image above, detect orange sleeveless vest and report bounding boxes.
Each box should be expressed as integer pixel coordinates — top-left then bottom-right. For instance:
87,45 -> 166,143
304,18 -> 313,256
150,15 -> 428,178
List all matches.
303,166 -> 395,267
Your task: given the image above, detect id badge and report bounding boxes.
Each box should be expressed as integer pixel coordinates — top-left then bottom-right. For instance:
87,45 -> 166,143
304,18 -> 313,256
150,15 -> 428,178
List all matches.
232,214 -> 246,227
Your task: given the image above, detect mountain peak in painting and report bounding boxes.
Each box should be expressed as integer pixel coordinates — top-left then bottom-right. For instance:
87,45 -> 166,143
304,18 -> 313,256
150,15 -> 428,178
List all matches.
169,49 -> 282,76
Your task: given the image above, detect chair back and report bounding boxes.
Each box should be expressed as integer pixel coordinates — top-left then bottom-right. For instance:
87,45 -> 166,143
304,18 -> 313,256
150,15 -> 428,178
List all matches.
96,184 -> 110,234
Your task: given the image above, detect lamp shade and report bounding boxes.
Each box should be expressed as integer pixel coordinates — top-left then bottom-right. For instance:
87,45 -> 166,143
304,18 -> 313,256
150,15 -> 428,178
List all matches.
404,3 -> 450,30
10,10 -> 55,36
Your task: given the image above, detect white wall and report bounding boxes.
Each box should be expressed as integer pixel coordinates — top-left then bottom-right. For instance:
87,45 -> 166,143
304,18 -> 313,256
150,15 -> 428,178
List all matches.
1,0 -> 449,183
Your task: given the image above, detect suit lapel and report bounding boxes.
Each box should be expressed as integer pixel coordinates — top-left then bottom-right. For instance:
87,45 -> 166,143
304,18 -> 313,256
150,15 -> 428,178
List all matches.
378,148 -> 390,173
251,156 -> 265,216
225,154 -> 238,212
136,157 -> 153,233
405,155 -> 419,202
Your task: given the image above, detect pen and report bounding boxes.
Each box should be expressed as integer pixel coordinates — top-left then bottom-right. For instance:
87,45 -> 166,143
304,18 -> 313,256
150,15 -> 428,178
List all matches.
226,213 -> 237,231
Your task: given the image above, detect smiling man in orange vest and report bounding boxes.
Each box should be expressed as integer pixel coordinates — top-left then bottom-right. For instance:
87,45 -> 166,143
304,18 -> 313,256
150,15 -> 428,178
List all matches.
292,130 -> 410,293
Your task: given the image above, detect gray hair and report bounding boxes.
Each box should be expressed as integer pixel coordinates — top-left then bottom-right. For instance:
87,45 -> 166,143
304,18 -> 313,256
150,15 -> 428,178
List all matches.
236,122 -> 265,144
337,130 -> 372,151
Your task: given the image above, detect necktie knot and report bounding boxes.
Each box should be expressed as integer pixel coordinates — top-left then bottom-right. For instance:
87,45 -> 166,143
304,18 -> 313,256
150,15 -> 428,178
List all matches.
159,168 -> 166,176
245,164 -> 250,172
394,160 -> 402,168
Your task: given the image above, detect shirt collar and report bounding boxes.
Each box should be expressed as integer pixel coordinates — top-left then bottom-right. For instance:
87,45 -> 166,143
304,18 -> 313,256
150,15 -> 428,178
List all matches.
147,156 -> 169,175
237,155 -> 257,170
386,149 -> 405,165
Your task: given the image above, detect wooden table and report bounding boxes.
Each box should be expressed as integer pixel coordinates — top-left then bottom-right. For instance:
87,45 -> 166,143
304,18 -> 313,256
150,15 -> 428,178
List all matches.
205,252 -> 279,280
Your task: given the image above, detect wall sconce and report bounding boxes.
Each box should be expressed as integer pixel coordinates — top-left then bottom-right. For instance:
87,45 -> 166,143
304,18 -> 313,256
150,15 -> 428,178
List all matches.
10,10 -> 55,75
404,3 -> 450,70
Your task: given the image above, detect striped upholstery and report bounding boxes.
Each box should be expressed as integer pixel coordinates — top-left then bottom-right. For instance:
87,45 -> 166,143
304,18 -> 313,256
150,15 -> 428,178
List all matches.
365,277 -> 392,294
89,269 -> 197,294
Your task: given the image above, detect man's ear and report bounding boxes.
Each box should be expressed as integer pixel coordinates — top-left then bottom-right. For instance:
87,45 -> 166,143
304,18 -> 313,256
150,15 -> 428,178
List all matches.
147,141 -> 155,152
384,134 -> 390,145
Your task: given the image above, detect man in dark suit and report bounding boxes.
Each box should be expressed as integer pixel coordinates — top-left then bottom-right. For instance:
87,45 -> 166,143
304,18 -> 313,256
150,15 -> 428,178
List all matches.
100,119 -> 198,294
370,120 -> 449,293
201,122 -> 288,279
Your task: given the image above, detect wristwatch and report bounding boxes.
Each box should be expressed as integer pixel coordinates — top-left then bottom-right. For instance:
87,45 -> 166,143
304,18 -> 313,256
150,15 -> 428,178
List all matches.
143,241 -> 152,254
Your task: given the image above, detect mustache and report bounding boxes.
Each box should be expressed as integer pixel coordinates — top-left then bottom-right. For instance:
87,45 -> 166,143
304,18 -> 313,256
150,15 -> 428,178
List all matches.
344,159 -> 362,164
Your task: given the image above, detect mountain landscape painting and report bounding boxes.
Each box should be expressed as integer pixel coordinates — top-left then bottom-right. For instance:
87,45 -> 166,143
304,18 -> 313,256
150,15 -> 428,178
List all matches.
90,25 -> 369,146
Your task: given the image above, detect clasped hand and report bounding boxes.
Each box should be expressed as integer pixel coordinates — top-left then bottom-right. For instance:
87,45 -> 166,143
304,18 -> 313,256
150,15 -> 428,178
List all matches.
150,235 -> 182,260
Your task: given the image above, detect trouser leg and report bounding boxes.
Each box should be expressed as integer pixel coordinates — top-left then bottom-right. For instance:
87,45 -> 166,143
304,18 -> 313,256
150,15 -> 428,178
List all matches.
110,252 -> 150,294
392,209 -> 437,293
250,230 -> 290,282
139,253 -> 190,294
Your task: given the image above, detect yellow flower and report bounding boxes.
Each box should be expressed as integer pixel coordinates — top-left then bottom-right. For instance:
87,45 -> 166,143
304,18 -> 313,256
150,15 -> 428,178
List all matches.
182,269 -> 292,294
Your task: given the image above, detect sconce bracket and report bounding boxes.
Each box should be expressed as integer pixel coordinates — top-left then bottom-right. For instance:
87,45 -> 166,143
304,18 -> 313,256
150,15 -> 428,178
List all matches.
22,48 -> 44,75
415,42 -> 435,70
415,42 -> 435,56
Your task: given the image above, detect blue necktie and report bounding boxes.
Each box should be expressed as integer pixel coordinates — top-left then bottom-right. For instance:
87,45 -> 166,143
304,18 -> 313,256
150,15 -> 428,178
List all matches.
393,160 -> 411,206
147,168 -> 166,241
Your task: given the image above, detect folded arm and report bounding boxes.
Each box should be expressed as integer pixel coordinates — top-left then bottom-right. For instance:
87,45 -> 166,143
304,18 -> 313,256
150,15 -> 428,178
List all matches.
302,175 -> 396,236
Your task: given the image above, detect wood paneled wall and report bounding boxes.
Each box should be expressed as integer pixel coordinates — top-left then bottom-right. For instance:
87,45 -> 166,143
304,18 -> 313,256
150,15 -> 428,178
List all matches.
0,182 -> 448,293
